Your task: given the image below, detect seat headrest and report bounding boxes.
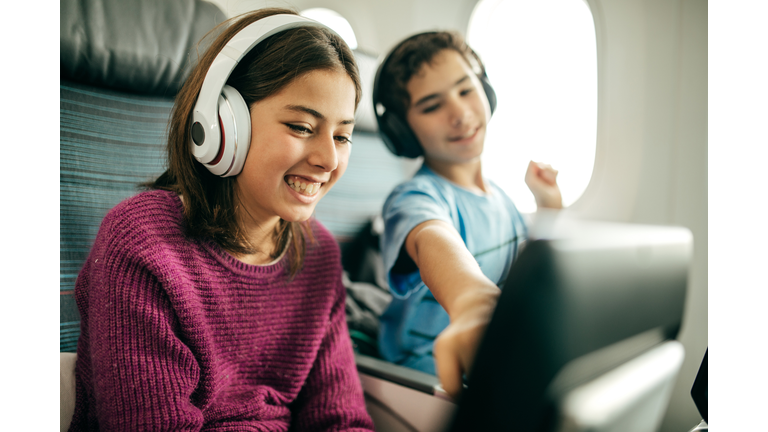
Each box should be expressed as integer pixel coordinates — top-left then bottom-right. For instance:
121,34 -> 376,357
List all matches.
352,50 -> 379,133
60,0 -> 225,96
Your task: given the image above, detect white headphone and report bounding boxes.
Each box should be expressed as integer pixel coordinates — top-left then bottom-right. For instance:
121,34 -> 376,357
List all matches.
190,14 -> 336,177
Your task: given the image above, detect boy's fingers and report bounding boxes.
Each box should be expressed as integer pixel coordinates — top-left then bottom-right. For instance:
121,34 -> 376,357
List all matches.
526,160 -> 538,175
540,167 -> 558,184
525,161 -> 539,184
531,161 -> 558,185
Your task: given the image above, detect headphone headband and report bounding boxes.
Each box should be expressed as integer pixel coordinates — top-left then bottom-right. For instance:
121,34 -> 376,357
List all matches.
191,14 -> 335,165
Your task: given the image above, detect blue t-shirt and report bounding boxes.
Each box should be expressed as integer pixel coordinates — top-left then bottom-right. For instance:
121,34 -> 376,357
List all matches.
378,164 -> 527,374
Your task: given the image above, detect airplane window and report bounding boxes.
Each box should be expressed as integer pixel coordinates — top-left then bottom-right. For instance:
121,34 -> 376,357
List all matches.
300,8 -> 358,50
468,0 -> 597,213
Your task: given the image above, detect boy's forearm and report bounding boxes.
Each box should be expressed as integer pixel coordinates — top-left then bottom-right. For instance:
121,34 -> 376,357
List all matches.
406,220 -> 500,318
406,220 -> 500,398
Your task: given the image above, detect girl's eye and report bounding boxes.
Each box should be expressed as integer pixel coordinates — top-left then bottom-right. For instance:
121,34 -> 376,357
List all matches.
286,124 -> 311,134
422,103 -> 441,114
335,136 -> 352,145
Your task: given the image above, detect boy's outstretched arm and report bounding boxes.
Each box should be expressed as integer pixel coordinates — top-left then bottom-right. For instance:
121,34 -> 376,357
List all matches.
404,219 -> 501,400
525,160 -> 563,209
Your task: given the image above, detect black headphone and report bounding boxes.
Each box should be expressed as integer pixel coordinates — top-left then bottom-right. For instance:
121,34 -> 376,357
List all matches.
190,15 -> 337,177
372,32 -> 498,158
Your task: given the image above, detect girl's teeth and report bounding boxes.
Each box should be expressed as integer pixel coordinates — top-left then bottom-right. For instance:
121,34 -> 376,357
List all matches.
286,176 -> 320,196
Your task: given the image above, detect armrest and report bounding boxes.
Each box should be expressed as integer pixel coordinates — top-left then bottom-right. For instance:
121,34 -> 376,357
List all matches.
355,353 -> 457,432
61,352 -> 77,432
354,352 -> 441,395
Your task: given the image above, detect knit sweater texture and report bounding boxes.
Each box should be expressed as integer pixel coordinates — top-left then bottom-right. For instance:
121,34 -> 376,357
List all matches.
69,190 -> 374,431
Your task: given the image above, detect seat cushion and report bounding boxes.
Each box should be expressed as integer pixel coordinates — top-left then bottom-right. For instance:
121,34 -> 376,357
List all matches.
60,81 -> 174,351
60,352 -> 77,432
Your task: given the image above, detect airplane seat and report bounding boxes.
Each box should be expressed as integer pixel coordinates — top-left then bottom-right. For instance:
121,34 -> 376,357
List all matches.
356,342 -> 687,432
60,0 -> 226,351
60,0 -> 226,429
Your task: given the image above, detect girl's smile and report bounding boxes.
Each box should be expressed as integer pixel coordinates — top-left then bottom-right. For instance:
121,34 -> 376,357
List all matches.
234,69 -> 357,233
285,175 -> 325,199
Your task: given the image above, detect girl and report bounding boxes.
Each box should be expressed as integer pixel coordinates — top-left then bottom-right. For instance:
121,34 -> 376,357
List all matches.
70,8 -> 374,431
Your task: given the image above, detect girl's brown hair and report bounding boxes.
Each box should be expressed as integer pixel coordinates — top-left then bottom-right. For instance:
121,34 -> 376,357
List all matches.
151,8 -> 362,276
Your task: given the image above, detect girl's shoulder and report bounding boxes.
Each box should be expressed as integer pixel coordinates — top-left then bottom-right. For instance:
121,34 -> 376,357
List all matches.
98,189 -> 186,249
106,188 -> 181,214
111,188 -> 183,215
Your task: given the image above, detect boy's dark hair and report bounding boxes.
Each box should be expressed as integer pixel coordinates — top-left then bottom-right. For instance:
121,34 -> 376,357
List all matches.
149,8 -> 362,277
376,31 -> 486,121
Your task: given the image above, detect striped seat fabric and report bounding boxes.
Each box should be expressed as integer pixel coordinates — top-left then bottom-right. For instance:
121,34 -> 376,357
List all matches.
60,81 -> 174,352
60,0 -> 228,353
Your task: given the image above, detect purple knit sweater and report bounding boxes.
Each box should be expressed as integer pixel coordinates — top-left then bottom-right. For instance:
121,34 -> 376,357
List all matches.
70,190 -> 375,431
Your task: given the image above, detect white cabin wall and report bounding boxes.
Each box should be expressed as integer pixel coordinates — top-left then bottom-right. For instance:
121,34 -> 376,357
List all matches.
205,0 -> 480,55
574,0 -> 707,431
662,1 -> 707,431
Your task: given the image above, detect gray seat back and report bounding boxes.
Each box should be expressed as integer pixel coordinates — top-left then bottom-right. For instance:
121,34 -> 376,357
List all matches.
59,0 -> 226,352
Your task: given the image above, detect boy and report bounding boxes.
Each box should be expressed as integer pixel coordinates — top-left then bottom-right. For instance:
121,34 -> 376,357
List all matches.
372,31 -> 562,399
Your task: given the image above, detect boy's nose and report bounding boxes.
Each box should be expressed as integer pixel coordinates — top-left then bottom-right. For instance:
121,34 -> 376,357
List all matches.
448,99 -> 471,127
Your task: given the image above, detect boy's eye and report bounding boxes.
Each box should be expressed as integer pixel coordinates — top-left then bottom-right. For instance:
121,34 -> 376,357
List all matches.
422,103 -> 441,114
286,124 -> 311,134
460,88 -> 474,96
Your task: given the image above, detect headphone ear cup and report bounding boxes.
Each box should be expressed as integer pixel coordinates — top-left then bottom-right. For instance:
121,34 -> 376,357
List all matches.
379,111 -> 424,158
203,95 -> 235,176
204,85 -> 251,177
373,46 -> 424,159
220,85 -> 251,177
480,74 -> 497,116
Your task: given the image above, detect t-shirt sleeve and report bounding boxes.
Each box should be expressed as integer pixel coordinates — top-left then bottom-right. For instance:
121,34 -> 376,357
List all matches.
381,180 -> 454,297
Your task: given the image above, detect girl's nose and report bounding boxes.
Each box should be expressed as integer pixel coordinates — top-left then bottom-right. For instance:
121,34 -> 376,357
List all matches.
308,133 -> 339,172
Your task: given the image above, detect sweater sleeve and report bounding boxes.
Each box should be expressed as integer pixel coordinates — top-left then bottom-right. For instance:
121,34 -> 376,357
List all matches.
76,215 -> 204,431
289,277 -> 375,431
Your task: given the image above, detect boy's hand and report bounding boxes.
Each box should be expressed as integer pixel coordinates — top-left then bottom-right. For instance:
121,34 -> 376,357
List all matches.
433,290 -> 499,400
525,160 -> 563,209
